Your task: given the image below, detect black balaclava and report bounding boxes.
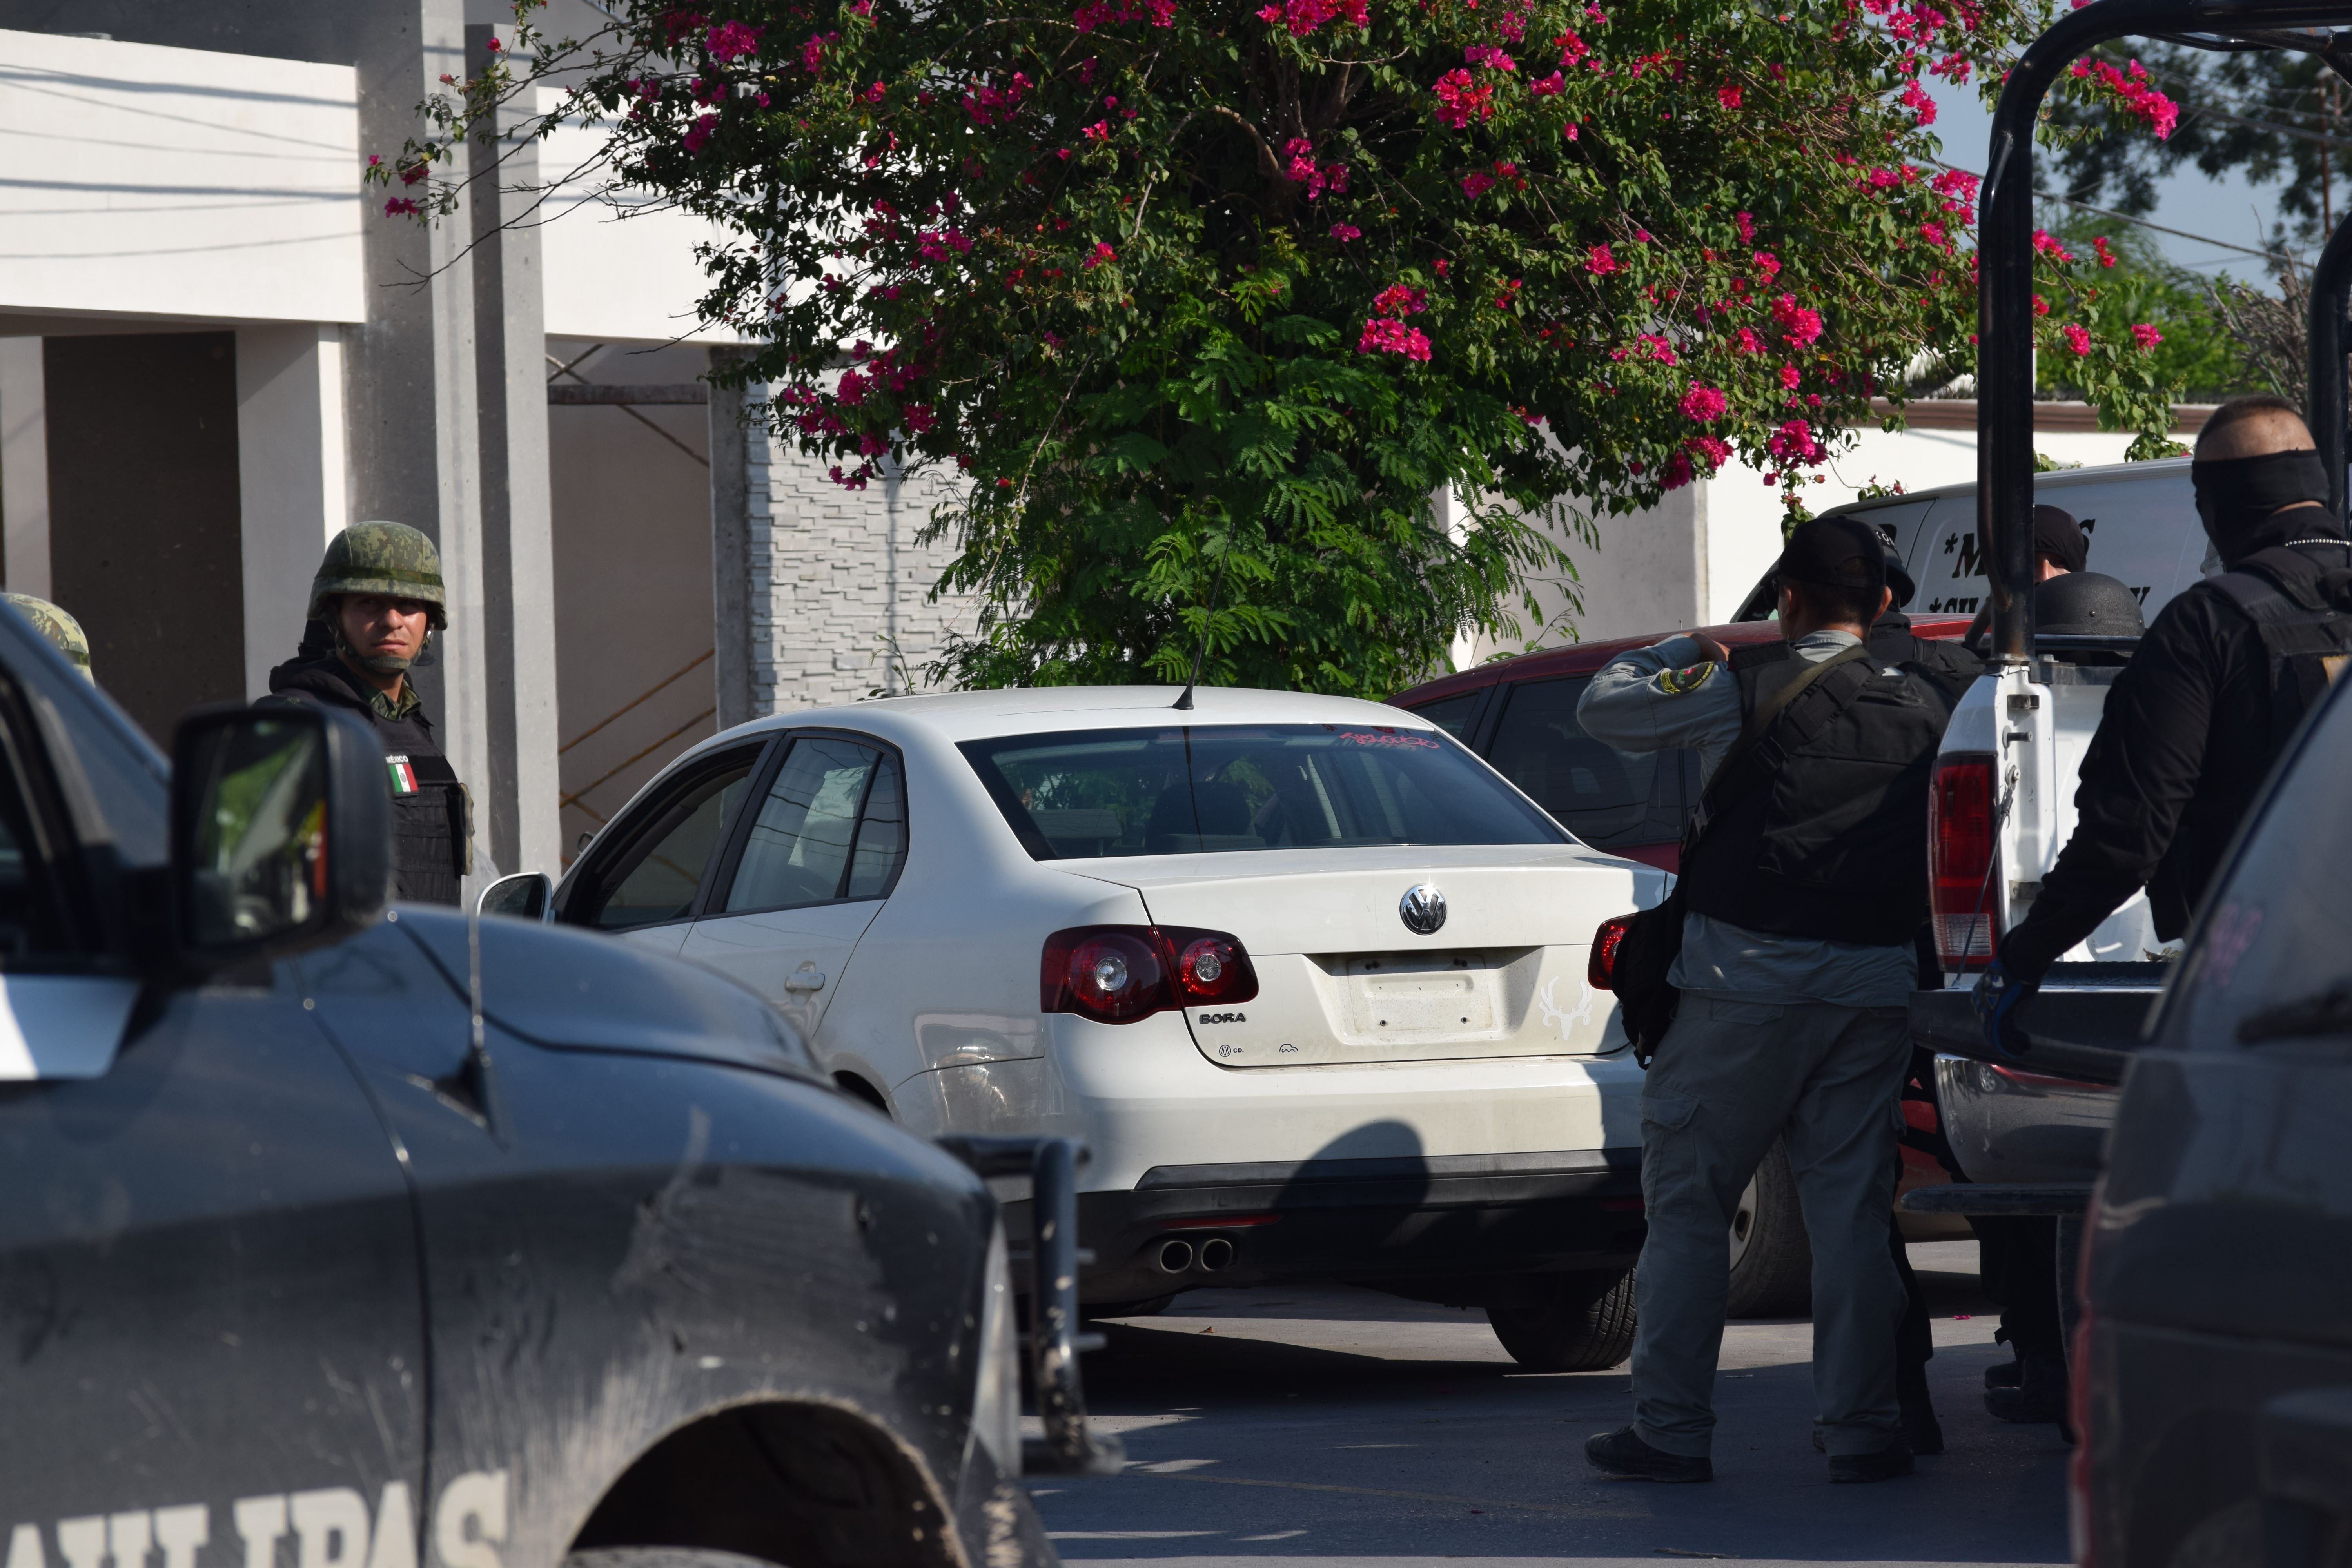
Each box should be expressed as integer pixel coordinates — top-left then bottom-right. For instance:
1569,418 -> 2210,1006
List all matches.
2191,448 -> 2338,563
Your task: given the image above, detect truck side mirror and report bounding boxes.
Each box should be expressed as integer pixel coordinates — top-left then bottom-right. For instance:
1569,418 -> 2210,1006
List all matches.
478,871 -> 552,922
171,704 -> 390,969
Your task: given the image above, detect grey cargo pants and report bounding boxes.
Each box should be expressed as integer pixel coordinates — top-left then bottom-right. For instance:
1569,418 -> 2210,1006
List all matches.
1631,995 -> 1911,1458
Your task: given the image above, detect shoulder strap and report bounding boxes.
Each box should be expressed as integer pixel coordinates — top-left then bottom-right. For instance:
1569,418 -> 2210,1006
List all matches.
1686,642 -> 1874,846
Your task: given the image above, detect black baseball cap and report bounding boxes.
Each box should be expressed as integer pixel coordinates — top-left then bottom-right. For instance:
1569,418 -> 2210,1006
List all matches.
1769,514 -> 1889,599
2033,505 -> 2088,573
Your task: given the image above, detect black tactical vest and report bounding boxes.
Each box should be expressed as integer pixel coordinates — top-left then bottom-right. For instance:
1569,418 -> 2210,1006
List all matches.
2207,544 -> 2352,755
1679,641 -> 1961,946
263,656 -> 467,906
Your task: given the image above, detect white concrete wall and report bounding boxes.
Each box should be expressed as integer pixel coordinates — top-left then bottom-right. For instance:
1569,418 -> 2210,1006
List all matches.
537,94 -> 746,347
0,30 -> 362,324
747,434 -> 980,712
235,325 -> 349,695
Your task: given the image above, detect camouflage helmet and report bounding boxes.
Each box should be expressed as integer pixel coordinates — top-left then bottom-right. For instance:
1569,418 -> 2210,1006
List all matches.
308,521 -> 447,630
4,594 -> 93,682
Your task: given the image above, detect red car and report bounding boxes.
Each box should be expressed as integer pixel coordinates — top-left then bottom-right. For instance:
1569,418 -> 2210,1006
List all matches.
1390,613 -> 1976,1316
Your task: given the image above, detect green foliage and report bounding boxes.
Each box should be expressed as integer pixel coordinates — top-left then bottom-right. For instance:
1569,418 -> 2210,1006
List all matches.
386,0 -> 2194,691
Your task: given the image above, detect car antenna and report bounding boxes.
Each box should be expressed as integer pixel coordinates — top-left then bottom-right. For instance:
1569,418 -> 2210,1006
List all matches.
1173,543 -> 1229,712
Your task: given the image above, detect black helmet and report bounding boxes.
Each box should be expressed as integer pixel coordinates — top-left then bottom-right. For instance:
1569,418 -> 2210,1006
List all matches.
2034,571 -> 2143,635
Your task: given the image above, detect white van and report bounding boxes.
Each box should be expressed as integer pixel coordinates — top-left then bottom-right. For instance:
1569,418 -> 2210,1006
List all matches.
1729,456 -> 2206,626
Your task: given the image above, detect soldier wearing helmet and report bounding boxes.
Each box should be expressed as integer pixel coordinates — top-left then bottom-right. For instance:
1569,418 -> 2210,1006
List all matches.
263,521 -> 470,905
3,595 -> 94,683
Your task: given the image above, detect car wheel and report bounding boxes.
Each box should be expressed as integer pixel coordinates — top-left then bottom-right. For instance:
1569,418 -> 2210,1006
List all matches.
1083,1293 -> 1177,1319
1485,1269 -> 1636,1371
1726,1139 -> 1813,1319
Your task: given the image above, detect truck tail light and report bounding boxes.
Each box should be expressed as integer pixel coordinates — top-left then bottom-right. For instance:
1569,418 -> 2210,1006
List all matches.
1042,925 -> 1258,1024
1589,915 -> 1633,991
1929,752 -> 1998,973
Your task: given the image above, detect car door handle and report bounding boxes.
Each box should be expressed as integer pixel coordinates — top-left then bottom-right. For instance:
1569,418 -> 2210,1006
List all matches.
783,970 -> 828,993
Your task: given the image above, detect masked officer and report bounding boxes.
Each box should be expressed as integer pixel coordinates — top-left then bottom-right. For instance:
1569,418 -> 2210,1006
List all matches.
1575,515 -> 1973,1484
3,594 -> 94,683
1980,398 -> 2352,1027
263,521 -> 470,905
1971,397 -> 2352,1410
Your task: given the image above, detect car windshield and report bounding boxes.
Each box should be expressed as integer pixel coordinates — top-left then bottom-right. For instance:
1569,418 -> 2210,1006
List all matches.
960,724 -> 1568,860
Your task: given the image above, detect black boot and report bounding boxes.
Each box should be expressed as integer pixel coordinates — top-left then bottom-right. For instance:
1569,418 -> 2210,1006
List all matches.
1829,1437 -> 1916,1483
1584,1426 -> 1712,1483
1984,1348 -> 2067,1423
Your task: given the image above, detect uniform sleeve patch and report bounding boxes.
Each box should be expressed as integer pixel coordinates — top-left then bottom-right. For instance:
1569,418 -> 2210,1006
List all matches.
1657,661 -> 1719,696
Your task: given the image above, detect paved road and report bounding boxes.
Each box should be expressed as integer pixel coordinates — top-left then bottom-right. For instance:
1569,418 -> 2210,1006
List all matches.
1027,1242 -> 2070,1568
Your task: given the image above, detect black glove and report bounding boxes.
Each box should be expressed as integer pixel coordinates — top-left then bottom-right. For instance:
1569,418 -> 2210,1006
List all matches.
1971,959 -> 2035,1060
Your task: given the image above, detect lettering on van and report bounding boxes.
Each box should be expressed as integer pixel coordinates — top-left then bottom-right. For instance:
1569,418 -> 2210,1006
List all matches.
6,1472 -> 508,1568
1196,1012 -> 1247,1025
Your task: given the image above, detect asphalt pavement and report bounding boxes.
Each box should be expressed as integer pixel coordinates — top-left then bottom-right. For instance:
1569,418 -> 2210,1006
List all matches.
1026,1241 -> 2070,1568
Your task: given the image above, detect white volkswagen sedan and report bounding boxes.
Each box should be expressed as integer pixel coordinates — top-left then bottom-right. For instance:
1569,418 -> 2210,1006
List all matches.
547,687 -> 1661,1368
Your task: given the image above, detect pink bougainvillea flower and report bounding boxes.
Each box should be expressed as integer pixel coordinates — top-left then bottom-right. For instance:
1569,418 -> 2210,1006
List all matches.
1586,243 -> 1619,274
1766,417 -> 1823,464
2031,228 -> 2077,263
2092,236 -> 2119,268
1779,362 -> 1800,389
2130,322 -> 2163,350
1465,44 -> 1516,70
1432,68 -> 1497,127
383,197 -> 421,216
682,111 -> 720,151
1372,284 -> 1428,317
1679,383 -> 1728,421
1900,79 -> 1936,123
706,20 -> 762,60
1562,122 -> 1579,140
1255,0 -> 1363,33
1461,171 -> 1495,196
1329,222 -> 1361,241
1920,221 -> 1948,249
1771,293 -> 1824,348
1084,241 -> 1116,267
1751,249 -> 1780,278
1735,210 -> 1756,243
1735,326 -> 1764,353
1357,318 -> 1433,360
2071,57 -> 2178,138
1687,434 -> 1731,468
1529,70 -> 1564,94
1717,84 -> 1741,109
801,30 -> 838,71
1082,119 -> 1110,140
2062,323 -> 2092,355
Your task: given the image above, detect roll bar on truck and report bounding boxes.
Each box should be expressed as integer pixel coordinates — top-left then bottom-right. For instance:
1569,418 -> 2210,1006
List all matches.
1899,0 -> 2352,1292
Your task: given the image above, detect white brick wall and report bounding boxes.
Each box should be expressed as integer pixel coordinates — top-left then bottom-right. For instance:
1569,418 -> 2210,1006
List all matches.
746,429 -> 981,712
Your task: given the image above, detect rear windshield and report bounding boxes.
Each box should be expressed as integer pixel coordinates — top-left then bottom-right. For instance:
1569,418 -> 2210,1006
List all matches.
959,724 -> 1568,860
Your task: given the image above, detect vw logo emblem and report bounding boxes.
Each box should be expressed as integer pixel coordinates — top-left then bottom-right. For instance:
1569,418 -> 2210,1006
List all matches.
1399,884 -> 1447,936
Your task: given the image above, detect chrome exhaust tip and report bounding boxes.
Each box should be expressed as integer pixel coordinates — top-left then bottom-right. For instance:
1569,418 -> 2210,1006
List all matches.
1154,1238 -> 1195,1274
1197,1237 -> 1234,1272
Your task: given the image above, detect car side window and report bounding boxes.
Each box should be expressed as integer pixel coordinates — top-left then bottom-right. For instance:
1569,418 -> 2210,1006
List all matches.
0,702 -> 74,964
586,752 -> 760,931
723,737 -> 890,913
846,753 -> 906,899
1406,690 -> 1486,741
1485,675 -> 1688,851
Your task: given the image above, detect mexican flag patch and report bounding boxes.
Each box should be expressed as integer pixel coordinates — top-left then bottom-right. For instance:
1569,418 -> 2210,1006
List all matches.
386,755 -> 419,795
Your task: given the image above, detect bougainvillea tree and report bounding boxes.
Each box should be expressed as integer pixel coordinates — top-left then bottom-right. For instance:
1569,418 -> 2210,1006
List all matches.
380,0 -> 2188,692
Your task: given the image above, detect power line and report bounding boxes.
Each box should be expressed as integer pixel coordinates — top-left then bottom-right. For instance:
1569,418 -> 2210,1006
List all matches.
1929,158 -> 2293,262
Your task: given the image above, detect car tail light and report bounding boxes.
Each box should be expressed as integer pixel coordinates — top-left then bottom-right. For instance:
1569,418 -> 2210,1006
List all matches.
1588,915 -> 1633,991
1042,925 -> 1258,1024
1929,752 -> 1998,973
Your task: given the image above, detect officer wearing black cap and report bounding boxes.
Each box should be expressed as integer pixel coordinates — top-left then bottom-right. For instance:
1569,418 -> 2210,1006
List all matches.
1575,515 -> 1975,1485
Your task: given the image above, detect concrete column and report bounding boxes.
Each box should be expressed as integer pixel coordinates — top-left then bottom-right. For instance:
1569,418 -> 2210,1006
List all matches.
708,348 -> 756,731
236,324 -> 350,698
0,338 -> 51,599
467,23 -> 561,878
343,0 -> 492,880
